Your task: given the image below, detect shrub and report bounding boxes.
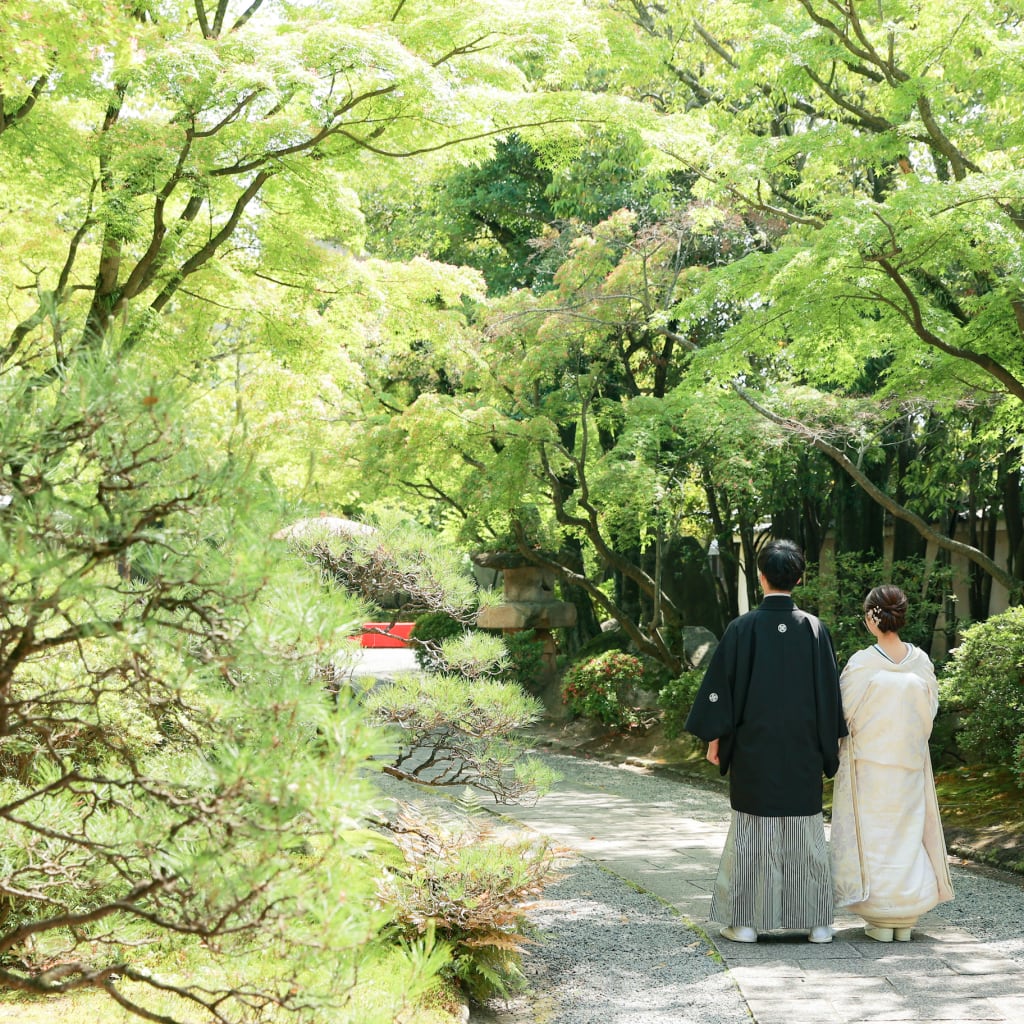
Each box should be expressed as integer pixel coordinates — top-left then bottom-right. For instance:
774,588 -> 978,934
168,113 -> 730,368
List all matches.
560,651 -> 644,730
940,607 -> 1024,786
501,629 -> 547,694
657,670 -> 705,740
638,653 -> 675,694
375,803 -> 558,1002
410,611 -> 466,671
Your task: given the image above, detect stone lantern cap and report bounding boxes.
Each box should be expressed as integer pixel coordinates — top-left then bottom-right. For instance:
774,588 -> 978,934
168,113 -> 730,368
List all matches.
471,550 -> 545,570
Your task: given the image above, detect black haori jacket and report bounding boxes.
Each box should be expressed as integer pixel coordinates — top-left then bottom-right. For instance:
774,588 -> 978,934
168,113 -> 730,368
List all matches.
685,595 -> 846,817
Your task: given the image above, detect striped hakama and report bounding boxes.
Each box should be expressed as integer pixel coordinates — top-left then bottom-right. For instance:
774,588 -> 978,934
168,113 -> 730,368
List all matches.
709,810 -> 834,931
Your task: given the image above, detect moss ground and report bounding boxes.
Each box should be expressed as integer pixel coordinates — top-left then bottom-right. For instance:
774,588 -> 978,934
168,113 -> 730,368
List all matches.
933,765 -> 1024,875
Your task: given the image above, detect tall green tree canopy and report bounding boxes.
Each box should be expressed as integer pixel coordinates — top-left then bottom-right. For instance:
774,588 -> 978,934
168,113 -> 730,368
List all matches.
351,0 -> 1024,645
617,0 -> 1024,597
0,2 -> 626,1018
0,0 -> 610,370
1,0 -> 642,517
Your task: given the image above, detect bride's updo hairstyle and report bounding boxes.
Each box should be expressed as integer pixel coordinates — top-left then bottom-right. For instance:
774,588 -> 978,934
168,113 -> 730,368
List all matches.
864,584 -> 908,634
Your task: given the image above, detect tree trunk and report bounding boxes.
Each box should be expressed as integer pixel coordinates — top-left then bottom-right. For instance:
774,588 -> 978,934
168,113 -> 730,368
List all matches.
892,421 -> 928,562
832,463 -> 884,558
555,537 -> 602,658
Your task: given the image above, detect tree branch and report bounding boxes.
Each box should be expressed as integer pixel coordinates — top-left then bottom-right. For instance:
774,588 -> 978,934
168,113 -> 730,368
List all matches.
329,118 -> 601,161
509,523 -> 683,672
870,256 -> 1024,402
431,34 -> 500,68
691,18 -> 738,68
801,64 -> 895,134
194,0 -> 211,37
116,130 -> 197,303
915,93 -> 979,180
796,0 -> 898,80
0,74 -> 50,135
734,385 -> 1022,598
129,170 -> 271,347
228,0 -> 263,34
0,877 -> 172,956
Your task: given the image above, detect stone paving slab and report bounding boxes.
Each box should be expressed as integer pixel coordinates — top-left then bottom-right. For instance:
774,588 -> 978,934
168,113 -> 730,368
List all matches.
947,957 -> 1023,975
495,751 -> 1024,1024
988,996 -> 1024,1019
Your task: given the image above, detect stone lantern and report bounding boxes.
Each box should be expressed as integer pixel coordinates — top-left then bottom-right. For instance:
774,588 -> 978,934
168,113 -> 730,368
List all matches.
473,551 -> 576,705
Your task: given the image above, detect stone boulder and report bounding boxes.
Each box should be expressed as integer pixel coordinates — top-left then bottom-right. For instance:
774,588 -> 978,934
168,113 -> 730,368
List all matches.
681,626 -> 718,670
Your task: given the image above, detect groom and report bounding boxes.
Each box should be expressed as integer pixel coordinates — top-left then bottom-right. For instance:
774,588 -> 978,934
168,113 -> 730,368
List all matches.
685,538 -> 845,943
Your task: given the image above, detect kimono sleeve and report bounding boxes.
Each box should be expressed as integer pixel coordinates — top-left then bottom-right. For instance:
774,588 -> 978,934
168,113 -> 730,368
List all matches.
815,621 -> 846,778
838,649 -> 875,730
920,653 -> 939,719
684,625 -> 738,773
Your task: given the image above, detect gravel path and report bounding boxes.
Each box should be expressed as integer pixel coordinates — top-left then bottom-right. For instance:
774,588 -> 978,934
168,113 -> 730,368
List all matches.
470,856 -> 749,1024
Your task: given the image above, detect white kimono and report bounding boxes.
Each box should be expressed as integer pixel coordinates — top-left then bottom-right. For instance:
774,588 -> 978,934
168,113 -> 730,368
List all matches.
830,644 -> 954,926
